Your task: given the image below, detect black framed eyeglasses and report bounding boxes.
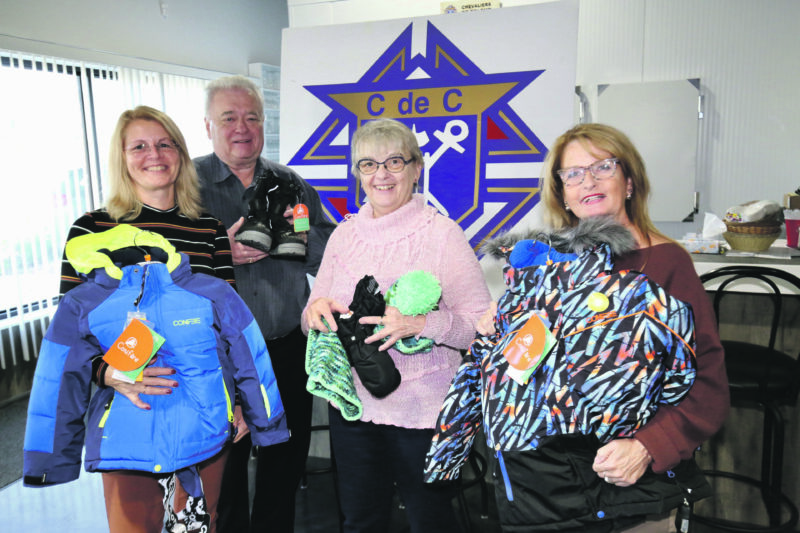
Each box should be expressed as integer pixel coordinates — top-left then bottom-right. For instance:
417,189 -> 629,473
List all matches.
557,158 -> 619,188
356,156 -> 414,175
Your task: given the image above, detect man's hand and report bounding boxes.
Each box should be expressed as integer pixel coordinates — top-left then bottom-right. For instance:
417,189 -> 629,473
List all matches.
227,216 -> 269,265
592,438 -> 653,487
104,365 -> 178,410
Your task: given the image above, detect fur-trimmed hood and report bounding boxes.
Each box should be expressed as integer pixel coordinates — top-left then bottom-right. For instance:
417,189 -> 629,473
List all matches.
482,216 -> 637,260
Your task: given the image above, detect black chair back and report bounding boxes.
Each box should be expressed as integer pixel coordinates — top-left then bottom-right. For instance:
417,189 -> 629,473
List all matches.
696,265 -> 800,531
700,265 -> 800,405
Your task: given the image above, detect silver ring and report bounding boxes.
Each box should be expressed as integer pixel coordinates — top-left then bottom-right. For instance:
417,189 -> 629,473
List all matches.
249,258 -> 253,264
604,476 -> 610,483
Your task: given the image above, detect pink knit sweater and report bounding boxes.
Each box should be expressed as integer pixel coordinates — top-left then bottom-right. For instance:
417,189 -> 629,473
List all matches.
302,195 -> 492,429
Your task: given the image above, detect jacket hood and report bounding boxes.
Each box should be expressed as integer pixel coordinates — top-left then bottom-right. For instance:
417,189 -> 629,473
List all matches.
482,216 -> 637,260
65,224 -> 181,279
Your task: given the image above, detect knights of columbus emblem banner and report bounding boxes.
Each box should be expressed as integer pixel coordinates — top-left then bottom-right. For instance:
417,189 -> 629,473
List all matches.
281,1 -> 578,251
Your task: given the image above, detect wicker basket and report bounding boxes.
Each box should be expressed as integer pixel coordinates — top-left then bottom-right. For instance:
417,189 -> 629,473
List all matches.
724,221 -> 782,235
724,209 -> 783,234
723,231 -> 780,252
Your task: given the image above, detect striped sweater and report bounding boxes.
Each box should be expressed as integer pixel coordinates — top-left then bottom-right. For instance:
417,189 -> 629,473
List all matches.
59,205 -> 234,295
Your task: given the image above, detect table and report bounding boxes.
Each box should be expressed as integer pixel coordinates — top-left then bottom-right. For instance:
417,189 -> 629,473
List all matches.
690,239 -> 800,290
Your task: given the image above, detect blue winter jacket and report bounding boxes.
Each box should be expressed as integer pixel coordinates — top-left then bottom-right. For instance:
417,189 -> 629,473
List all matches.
23,226 -> 289,487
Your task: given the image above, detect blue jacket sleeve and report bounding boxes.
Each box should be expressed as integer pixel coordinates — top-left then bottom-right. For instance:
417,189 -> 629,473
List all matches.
23,297 -> 95,486
216,285 -> 290,447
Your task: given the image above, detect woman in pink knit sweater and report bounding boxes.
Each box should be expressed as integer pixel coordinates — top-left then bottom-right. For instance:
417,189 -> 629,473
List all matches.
302,118 -> 491,532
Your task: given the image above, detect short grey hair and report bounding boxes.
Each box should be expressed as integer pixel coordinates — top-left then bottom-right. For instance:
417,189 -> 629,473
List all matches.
350,118 -> 424,177
204,75 -> 264,119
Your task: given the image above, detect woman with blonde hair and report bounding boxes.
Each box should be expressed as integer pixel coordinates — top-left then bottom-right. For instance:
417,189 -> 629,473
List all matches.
61,105 -> 232,294
57,105 -> 237,531
104,105 -> 203,221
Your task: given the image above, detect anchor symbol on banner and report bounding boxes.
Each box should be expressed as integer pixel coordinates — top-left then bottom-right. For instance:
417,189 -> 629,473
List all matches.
414,119 -> 469,217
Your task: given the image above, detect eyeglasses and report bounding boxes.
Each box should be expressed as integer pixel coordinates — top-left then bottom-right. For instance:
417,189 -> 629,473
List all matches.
557,158 -> 619,188
125,141 -> 178,156
356,156 -> 414,175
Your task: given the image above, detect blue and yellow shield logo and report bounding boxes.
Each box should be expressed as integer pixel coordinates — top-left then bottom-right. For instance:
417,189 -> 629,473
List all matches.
289,21 -> 547,251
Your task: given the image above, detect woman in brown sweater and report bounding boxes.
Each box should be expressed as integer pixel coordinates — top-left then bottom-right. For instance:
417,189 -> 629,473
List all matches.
478,123 -> 729,531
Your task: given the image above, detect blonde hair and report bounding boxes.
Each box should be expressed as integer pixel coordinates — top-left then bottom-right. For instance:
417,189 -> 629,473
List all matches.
540,123 -> 669,246
106,106 -> 203,221
350,118 -> 424,178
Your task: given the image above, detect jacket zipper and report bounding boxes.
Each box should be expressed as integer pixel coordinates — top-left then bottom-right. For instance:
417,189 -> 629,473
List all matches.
99,397 -> 114,428
495,449 -> 514,501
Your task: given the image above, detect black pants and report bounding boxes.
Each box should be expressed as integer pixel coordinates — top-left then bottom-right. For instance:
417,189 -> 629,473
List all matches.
328,405 -> 460,533
216,326 -> 314,533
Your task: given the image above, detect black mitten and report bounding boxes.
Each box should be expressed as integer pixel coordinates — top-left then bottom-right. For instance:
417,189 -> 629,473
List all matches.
335,276 -> 401,398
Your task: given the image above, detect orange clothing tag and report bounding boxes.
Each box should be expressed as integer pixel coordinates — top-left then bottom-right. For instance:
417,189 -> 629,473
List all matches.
293,203 -> 310,232
501,313 -> 557,384
105,319 -> 165,383
502,313 -> 551,371
103,319 -> 155,371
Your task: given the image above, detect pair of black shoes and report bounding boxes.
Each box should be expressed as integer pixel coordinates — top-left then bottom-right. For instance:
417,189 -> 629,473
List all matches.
235,169 -> 306,258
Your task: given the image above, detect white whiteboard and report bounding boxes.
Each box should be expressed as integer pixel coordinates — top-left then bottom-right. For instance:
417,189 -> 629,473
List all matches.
596,79 -> 700,222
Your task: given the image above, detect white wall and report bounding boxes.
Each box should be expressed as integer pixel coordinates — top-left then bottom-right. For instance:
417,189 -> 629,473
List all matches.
287,0 -> 551,27
288,0 -> 800,236
5,0 -> 794,225
0,0 -> 288,77
2,0 -> 797,223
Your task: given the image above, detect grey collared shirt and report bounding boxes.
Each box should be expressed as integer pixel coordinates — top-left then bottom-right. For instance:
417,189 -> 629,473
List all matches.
194,153 -> 336,339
